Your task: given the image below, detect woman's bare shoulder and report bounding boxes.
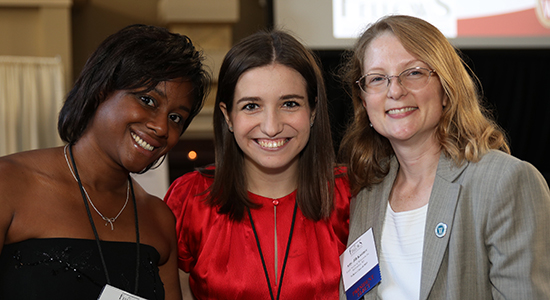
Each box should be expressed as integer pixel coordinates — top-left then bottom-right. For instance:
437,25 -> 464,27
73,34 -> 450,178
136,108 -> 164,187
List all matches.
0,151 -> 35,185
0,148 -> 63,193
0,148 -> 63,245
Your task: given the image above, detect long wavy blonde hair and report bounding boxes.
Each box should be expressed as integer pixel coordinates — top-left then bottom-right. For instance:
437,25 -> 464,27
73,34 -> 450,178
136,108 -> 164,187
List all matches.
339,15 -> 510,194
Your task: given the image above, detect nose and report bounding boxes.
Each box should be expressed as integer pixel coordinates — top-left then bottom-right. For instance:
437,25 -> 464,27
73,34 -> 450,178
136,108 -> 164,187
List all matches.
386,76 -> 407,99
261,109 -> 284,137
147,113 -> 169,137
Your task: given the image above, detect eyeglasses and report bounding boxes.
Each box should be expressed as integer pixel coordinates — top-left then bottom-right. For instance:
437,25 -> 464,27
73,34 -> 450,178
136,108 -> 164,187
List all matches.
356,67 -> 436,94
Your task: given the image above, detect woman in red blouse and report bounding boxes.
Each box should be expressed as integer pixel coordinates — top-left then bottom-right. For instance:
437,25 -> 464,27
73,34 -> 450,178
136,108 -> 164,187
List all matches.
164,30 -> 350,300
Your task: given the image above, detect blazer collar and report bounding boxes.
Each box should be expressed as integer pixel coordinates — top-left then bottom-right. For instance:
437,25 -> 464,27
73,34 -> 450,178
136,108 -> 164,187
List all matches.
371,156 -> 400,246
419,154 -> 468,300
434,153 -> 469,183
360,154 -> 468,300
357,157 -> 399,299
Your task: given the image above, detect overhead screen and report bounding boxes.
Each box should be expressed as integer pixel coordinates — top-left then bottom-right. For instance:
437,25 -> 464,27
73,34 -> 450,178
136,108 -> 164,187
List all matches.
274,0 -> 550,49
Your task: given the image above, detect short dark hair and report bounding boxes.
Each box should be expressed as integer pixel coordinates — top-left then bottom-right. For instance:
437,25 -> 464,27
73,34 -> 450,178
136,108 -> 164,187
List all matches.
58,24 -> 210,143
204,29 -> 336,221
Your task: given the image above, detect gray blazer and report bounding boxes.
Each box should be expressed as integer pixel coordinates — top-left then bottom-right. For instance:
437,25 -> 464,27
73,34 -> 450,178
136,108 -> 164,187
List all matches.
341,150 -> 550,300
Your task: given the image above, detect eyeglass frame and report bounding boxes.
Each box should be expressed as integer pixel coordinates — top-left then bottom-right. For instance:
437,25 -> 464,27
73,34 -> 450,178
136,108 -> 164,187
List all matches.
356,67 -> 437,94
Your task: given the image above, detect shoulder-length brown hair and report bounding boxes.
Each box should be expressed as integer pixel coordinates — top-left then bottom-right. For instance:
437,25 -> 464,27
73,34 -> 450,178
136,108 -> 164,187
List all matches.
339,15 -> 509,194
202,29 -> 336,221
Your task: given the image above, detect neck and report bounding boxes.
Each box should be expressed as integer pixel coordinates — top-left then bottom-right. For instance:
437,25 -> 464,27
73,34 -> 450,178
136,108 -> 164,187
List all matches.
244,159 -> 299,199
67,141 -> 129,192
390,134 -> 442,183
386,135 -> 441,212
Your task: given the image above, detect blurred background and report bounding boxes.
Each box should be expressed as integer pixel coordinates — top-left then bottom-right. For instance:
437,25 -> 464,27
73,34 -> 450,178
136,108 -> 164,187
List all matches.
1,0 -> 548,198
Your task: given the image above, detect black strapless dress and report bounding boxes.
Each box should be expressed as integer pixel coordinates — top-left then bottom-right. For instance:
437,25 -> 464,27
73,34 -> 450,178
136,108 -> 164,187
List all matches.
0,238 -> 165,299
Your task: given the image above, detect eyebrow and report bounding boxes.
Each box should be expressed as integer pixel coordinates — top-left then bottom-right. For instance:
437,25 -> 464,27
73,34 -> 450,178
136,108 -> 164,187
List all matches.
150,86 -> 192,113
236,94 -> 306,104
179,105 -> 192,113
403,59 -> 425,67
281,94 -> 306,100
235,97 -> 260,105
151,86 -> 167,98
366,59 -> 426,73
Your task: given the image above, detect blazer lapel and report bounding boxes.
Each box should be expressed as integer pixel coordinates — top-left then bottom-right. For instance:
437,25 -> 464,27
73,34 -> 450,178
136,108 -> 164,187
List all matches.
372,158 -> 399,248
419,154 -> 468,300
360,157 -> 399,300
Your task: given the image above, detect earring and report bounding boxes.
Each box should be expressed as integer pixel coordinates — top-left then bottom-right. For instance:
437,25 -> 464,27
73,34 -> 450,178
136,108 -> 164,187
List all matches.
369,123 -> 373,128
310,122 -> 314,128
229,126 -> 233,132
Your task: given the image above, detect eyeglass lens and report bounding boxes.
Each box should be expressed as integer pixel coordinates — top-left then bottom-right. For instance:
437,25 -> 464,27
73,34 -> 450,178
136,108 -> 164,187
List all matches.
358,67 -> 433,94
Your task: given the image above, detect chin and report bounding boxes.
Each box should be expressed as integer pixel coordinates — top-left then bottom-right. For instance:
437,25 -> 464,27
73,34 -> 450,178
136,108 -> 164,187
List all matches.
260,161 -> 296,172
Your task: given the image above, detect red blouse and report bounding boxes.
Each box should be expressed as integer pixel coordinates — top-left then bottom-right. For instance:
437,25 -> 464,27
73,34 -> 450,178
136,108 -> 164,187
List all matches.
164,168 -> 350,300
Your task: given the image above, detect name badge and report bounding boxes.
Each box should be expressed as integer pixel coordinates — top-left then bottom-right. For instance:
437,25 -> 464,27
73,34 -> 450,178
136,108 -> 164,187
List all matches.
97,284 -> 147,300
340,228 -> 381,300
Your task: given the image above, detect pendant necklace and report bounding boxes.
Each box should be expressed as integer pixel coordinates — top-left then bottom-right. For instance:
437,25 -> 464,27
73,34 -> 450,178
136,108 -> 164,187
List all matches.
64,144 -> 129,230
66,144 -> 141,294
247,200 -> 298,300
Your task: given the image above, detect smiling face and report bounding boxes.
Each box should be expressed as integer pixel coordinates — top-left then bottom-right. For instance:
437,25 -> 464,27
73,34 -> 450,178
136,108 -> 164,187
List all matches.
361,32 -> 447,149
220,63 -> 313,176
87,79 -> 194,173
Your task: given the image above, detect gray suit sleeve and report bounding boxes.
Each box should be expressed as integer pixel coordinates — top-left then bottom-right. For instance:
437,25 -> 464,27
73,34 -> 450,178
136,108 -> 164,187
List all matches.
485,159 -> 550,299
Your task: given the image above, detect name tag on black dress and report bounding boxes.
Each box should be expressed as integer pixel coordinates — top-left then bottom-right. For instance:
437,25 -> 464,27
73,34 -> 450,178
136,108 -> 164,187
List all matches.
98,284 -> 147,300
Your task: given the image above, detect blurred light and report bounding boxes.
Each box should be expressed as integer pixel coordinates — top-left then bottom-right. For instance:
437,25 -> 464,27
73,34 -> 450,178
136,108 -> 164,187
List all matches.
187,150 -> 197,161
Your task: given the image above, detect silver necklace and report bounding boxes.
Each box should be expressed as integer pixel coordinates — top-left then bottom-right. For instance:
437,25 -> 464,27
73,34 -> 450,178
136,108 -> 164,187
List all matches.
64,144 -> 129,230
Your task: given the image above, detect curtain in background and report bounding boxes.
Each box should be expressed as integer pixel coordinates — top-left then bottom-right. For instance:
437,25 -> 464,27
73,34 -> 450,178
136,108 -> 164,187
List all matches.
0,56 -> 65,156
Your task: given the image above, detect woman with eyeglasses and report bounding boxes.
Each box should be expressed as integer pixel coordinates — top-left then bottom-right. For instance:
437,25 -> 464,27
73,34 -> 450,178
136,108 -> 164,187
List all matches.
339,15 -> 550,299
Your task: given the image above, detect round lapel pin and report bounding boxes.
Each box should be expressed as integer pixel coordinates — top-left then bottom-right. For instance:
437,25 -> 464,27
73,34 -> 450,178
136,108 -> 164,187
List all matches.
435,222 -> 447,238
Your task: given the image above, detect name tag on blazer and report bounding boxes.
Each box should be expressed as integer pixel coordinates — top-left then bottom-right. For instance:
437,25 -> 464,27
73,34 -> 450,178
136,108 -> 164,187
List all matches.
340,228 -> 381,300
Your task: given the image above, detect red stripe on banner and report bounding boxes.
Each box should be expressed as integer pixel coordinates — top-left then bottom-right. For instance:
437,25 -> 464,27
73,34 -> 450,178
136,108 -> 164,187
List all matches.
458,8 -> 550,36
